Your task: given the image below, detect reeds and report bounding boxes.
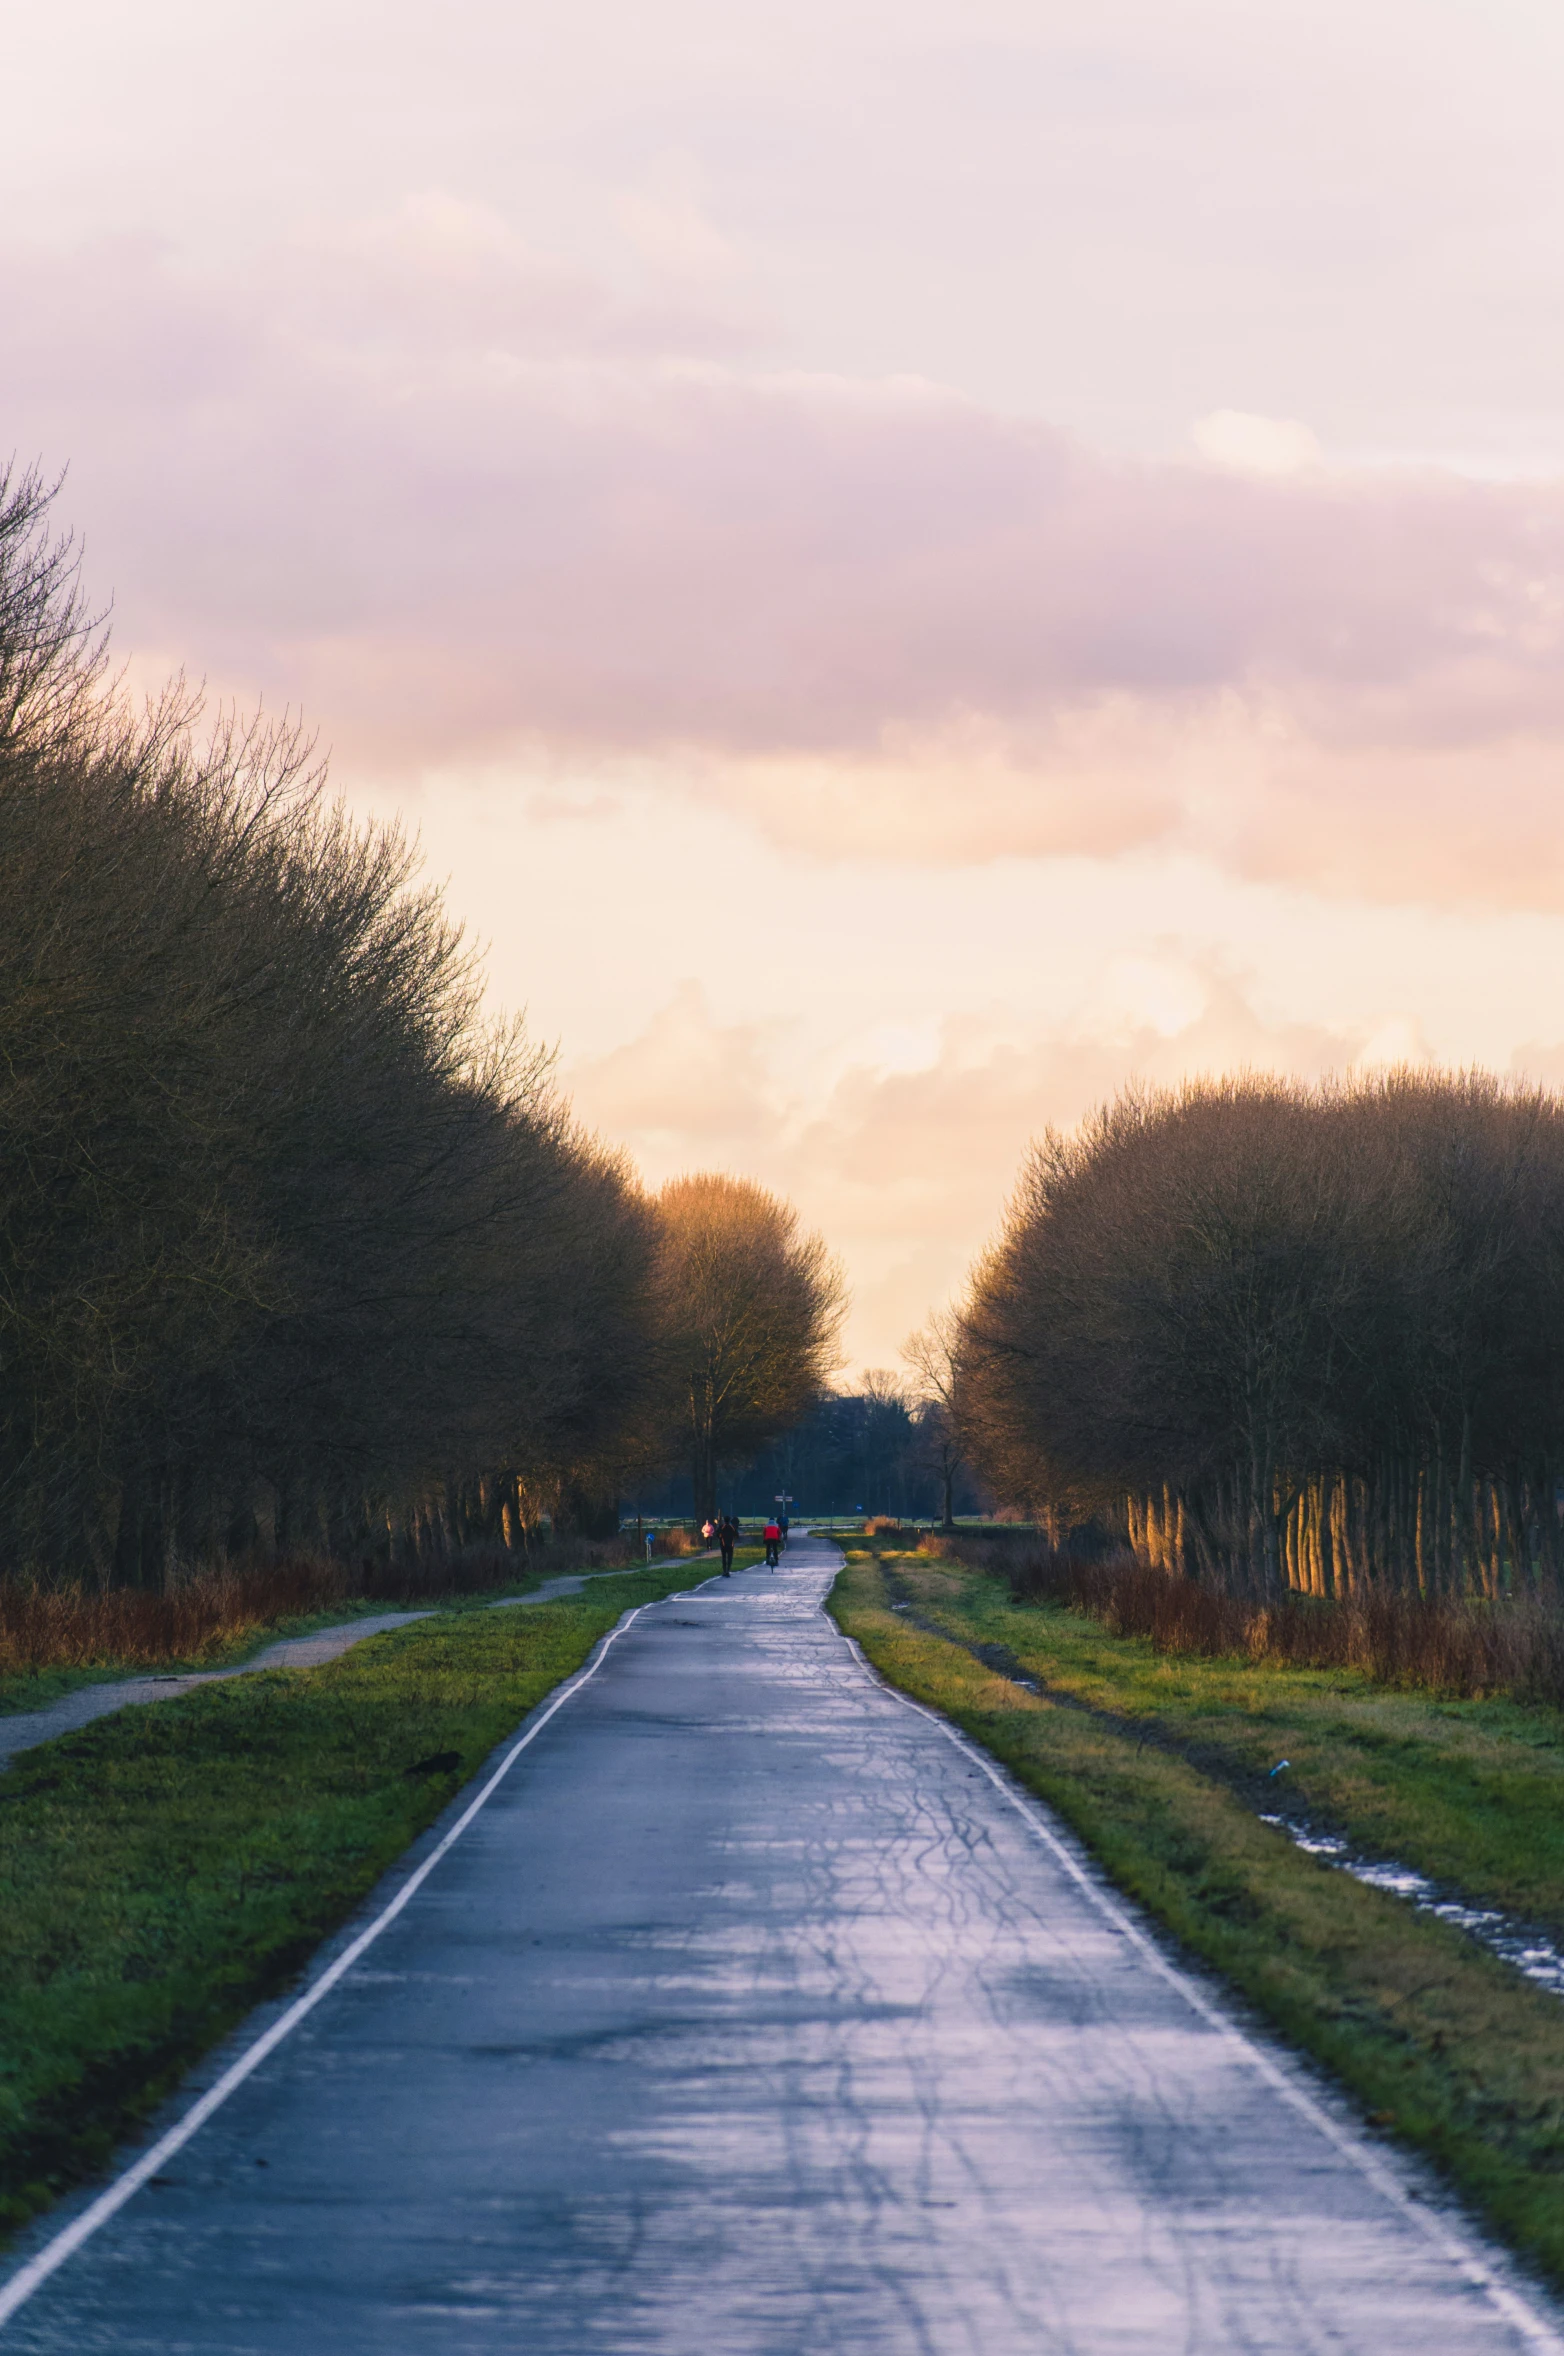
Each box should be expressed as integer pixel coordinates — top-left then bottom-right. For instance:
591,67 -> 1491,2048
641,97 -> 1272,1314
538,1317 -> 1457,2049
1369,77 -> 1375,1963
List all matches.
926,1531 -> 1564,1705
0,1535 -> 643,1677
650,1526 -> 704,1558
0,1563 -> 344,1675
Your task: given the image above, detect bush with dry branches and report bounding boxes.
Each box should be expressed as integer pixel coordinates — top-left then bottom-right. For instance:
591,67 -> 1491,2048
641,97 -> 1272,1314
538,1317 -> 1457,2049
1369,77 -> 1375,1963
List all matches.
652,1174 -> 845,1523
956,1073 -> 1564,1602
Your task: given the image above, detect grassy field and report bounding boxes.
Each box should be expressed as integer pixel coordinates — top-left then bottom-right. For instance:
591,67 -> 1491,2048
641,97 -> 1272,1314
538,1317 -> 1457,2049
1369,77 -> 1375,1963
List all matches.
0,1540 -> 692,1717
827,1543 -> 1564,2290
0,1562 -> 686,1721
0,1593 -> 451,1722
0,1555 -> 745,2242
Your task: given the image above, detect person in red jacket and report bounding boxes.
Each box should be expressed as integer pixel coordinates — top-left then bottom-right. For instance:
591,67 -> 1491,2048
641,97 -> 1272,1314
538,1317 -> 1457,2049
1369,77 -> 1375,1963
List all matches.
763,1518 -> 781,1570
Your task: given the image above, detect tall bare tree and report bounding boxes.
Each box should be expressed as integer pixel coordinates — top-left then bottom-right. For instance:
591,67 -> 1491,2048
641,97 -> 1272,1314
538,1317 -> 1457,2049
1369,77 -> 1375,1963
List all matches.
0,466 -> 683,1589
955,1073 -> 1564,1600
653,1174 -> 845,1521
901,1308 -> 969,1529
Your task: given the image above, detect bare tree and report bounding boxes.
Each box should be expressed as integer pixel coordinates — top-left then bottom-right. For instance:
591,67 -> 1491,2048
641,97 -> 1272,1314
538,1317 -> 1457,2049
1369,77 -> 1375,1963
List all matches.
0,466 -> 686,1589
901,1309 -> 968,1529
0,459 -> 110,767
653,1175 -> 846,1522
955,1073 -> 1564,1601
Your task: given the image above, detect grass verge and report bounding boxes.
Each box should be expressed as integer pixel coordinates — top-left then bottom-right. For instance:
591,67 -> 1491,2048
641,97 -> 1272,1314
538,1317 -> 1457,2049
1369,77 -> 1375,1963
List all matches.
0,1566 -> 452,1707
0,1596 -> 445,1722
0,1555 -> 740,2242
828,1546 -> 1564,2291
0,1545 -> 708,1719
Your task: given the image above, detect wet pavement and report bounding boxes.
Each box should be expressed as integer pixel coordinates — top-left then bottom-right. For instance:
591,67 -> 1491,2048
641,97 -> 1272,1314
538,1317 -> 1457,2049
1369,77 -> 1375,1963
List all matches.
4,1533 -> 1560,2353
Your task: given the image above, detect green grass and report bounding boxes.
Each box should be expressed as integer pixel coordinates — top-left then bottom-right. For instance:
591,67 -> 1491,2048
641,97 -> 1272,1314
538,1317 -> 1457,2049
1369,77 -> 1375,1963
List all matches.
828,1547 -> 1564,2290
0,1595 -> 445,1721
0,1555 -> 692,1720
884,1552 -> 1564,1934
0,1555 -> 743,2241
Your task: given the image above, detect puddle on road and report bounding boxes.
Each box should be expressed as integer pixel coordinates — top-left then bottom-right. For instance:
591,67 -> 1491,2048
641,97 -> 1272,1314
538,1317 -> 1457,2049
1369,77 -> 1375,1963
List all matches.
1261,1813 -> 1564,2000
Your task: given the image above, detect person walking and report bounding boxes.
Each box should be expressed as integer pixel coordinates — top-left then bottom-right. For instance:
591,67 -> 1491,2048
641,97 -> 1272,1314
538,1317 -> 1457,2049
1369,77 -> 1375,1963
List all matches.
763,1517 -> 781,1570
718,1515 -> 736,1577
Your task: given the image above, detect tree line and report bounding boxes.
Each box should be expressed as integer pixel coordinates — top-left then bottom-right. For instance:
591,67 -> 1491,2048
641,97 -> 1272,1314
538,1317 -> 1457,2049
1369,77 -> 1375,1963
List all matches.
950,1072 -> 1564,1599
688,1368 -> 982,1526
0,465 -> 842,1590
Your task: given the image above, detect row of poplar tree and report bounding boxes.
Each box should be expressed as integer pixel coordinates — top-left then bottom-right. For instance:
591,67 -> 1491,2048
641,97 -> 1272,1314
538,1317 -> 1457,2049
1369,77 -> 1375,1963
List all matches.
0,467 -> 842,1590
950,1071 -> 1564,1599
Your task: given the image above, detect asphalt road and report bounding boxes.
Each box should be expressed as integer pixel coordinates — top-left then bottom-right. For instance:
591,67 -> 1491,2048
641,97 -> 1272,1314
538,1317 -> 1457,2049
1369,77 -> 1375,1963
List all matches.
4,1533 -> 1560,2353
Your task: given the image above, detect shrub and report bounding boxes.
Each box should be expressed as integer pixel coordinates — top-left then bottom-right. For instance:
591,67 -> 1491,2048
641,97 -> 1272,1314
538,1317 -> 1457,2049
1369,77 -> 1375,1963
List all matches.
928,1530 -> 1564,1705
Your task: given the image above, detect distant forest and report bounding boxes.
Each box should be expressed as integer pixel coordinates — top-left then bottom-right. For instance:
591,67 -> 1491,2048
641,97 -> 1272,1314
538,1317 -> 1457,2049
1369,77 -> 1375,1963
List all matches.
635,1380 -> 985,1525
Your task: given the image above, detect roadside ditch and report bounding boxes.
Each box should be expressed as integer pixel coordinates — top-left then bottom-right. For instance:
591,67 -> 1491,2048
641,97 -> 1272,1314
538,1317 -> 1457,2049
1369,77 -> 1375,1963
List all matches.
879,1560 -> 1564,2011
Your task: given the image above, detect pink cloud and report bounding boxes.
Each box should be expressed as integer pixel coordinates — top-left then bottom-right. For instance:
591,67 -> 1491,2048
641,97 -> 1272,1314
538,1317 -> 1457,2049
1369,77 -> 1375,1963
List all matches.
10,229 -> 1564,900
569,981 -> 783,1152
569,975 -> 1372,1371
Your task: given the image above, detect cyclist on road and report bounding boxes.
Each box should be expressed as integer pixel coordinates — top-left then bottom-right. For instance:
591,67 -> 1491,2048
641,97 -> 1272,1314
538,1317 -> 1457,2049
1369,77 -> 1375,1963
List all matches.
763,1518 -> 782,1570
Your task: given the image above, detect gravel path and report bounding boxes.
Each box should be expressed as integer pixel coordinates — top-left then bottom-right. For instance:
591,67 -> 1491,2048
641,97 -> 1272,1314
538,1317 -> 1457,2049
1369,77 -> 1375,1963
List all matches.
0,1562 -> 712,1771
0,1613 -> 433,1770
3,1533 -> 1558,2352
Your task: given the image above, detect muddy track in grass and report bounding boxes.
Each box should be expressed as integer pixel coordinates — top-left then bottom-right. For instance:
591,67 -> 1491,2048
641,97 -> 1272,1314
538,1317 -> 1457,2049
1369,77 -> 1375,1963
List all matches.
878,1562 -> 1564,1997
878,1562 -> 1337,1817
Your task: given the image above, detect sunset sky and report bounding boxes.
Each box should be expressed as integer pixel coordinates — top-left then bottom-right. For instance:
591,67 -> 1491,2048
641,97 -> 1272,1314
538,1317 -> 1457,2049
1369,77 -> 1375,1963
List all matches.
9,0 -> 1564,1372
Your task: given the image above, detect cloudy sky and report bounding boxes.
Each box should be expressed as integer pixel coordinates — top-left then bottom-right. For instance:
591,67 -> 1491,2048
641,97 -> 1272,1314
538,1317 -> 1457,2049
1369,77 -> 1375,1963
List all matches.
8,0 -> 1564,1370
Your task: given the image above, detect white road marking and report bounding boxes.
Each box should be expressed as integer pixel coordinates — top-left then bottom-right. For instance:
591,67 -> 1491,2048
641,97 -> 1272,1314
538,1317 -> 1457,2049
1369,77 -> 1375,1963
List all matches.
0,1580 -> 713,2334
831,1608 -> 1564,2352
8,1540 -> 1555,2350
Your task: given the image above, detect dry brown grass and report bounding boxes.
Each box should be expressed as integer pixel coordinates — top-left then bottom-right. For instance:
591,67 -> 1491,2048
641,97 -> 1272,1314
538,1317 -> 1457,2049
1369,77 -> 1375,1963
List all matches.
0,1562 -> 344,1676
923,1531 -> 1564,1705
0,1535 -> 642,1677
651,1525 -> 704,1558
